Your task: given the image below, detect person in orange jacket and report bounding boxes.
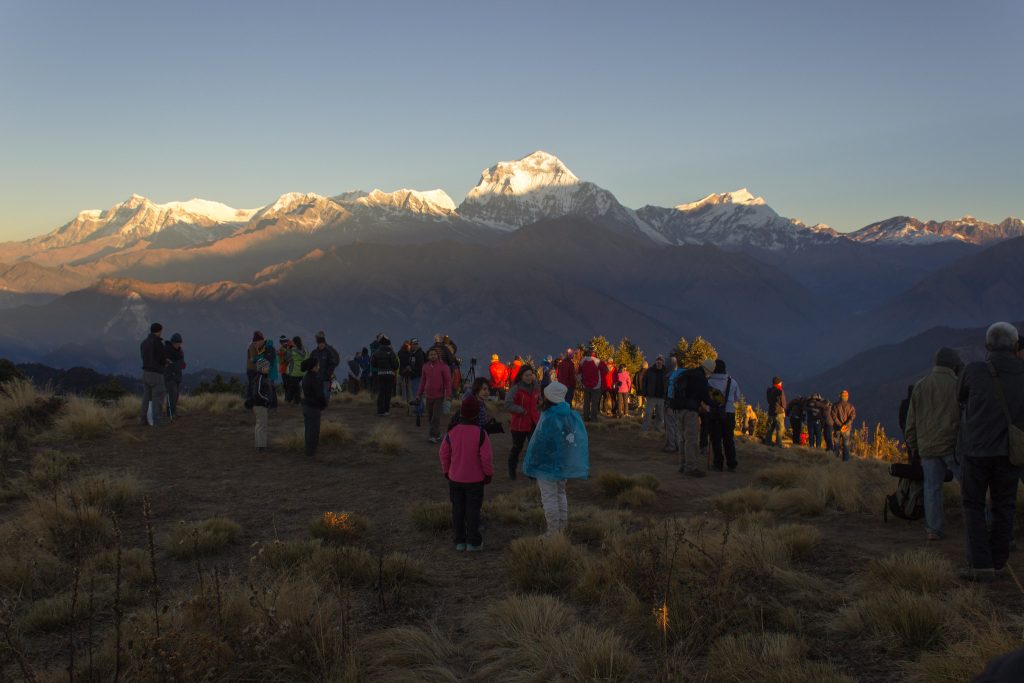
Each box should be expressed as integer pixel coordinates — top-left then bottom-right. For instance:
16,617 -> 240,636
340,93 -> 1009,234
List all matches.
489,354 -> 510,400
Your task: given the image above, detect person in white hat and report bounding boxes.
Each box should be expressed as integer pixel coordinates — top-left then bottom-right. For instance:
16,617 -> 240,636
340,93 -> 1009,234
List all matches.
522,382 -> 590,535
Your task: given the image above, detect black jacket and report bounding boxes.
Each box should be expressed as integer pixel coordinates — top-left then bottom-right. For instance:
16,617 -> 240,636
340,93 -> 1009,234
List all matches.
141,334 -> 167,373
310,344 -> 340,381
409,348 -> 426,378
958,351 -> 1024,459
767,386 -> 787,416
672,367 -> 711,412
642,366 -> 668,399
164,342 -> 184,382
249,373 -> 271,408
371,345 -> 399,375
301,371 -> 326,410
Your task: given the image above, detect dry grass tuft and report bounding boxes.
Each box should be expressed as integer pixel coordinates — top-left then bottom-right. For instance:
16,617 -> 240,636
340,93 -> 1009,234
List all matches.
409,501 -> 452,534
274,430 -> 306,452
358,626 -> 459,682
66,472 -> 142,513
309,511 -> 369,544
568,505 -> 640,544
864,548 -> 955,594
366,424 -> 406,454
465,594 -> 640,682
0,524 -> 63,597
29,496 -> 113,552
483,489 -> 546,528
832,588 -> 952,650
597,471 -> 636,497
506,535 -> 586,594
252,539 -> 321,573
912,619 -> 1023,682
165,517 -> 241,559
766,488 -> 827,516
321,420 -> 352,445
707,632 -> 854,683
617,485 -> 657,508
86,547 -> 154,587
178,392 -> 244,414
714,487 -> 769,518
53,396 -> 120,440
772,524 -> 823,560
29,450 -> 80,488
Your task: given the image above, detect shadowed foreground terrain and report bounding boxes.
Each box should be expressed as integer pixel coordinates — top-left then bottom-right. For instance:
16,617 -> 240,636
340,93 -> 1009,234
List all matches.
1,386 -> 1022,681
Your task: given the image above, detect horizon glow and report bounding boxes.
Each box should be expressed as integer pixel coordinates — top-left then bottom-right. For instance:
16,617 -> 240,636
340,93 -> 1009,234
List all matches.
1,0 -> 1021,241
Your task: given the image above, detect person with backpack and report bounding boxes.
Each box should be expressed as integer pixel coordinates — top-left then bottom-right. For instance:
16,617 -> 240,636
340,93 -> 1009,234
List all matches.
830,391 -> 857,461
250,358 -> 272,452
439,395 -> 494,551
763,377 -> 787,448
284,336 -> 307,404
163,332 -> 185,420
804,394 -> 828,449
309,332 -> 341,406
370,336 -> 400,417
957,322 -> 1024,582
615,365 -> 632,418
418,348 -> 452,444
601,358 -> 618,417
905,347 -> 963,541
676,359 -> 715,477
505,365 -> 541,480
641,356 -> 668,432
557,348 -> 578,405
786,396 -> 806,446
300,356 -> 327,457
489,354 -> 510,400
663,357 -> 684,452
578,349 -> 602,422
523,382 -> 590,536
707,359 -> 740,472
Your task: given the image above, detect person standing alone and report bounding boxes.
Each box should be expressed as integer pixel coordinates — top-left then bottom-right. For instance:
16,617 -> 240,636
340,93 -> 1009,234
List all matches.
140,323 -> 168,427
418,348 -> 452,444
831,391 -> 857,461
763,377 -> 787,448
301,357 -> 326,458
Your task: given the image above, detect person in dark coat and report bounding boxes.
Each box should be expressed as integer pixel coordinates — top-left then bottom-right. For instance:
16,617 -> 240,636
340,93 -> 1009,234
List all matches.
163,333 -> 185,419
309,331 -> 341,406
830,391 -> 857,461
786,396 -> 806,446
140,322 -> 168,427
957,322 -> 1024,583
641,356 -> 668,432
762,377 -> 787,447
301,357 -> 327,457
370,336 -> 400,416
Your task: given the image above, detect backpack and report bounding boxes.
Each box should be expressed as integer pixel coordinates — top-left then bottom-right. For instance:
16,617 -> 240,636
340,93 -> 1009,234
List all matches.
988,361 -> 1024,467
885,476 -> 924,521
708,377 -> 732,419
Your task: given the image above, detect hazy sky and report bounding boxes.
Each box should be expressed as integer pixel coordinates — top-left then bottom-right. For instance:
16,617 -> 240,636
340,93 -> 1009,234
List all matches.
1,0 -> 1021,240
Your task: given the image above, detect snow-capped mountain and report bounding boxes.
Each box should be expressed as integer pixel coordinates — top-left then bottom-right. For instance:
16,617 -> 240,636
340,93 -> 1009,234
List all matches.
458,151 -> 668,243
335,188 -> 456,217
849,215 -> 1024,246
241,192 -> 350,235
637,188 -> 842,251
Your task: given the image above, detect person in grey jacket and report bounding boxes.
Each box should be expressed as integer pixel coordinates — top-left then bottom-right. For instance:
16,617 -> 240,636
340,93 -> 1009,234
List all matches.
957,322 -> 1024,582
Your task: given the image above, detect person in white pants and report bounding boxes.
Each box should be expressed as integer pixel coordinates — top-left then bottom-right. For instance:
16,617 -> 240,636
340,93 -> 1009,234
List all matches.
522,382 -> 590,536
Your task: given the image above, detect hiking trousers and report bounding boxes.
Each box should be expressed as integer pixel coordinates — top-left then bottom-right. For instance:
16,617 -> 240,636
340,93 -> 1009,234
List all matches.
922,454 -> 957,536
961,455 -> 1019,570
642,398 -> 664,431
164,379 -> 180,418
681,410 -> 702,472
806,419 -> 822,449
764,414 -> 785,447
426,397 -> 443,438
449,481 -> 484,546
253,406 -> 268,448
377,375 -> 395,415
537,478 -> 568,535
303,405 -> 321,457
665,407 -> 682,451
708,412 -> 737,470
141,371 -> 166,426
582,388 -> 601,421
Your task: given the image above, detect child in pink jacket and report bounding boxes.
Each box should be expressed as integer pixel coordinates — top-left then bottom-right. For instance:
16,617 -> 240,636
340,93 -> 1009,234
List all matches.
615,367 -> 633,418
439,395 -> 494,551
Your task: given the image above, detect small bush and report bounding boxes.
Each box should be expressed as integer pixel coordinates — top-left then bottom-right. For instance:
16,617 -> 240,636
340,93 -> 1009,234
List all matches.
66,473 -> 142,513
320,420 -> 351,445
634,473 -> 661,492
765,488 -> 826,516
29,496 -> 113,553
863,548 -> 955,595
833,588 -> 952,650
53,397 -> 119,440
708,632 -> 854,683
86,548 -> 153,587
569,506 -> 639,544
617,485 -> 657,508
366,424 -> 406,454
410,501 -> 452,534
165,517 -> 241,559
714,487 -> 769,518
0,527 -> 63,597
358,627 -> 459,682
506,535 -> 586,594
597,471 -> 635,497
30,450 -> 80,488
309,511 -> 369,544
252,539 -> 321,573
773,524 -> 823,560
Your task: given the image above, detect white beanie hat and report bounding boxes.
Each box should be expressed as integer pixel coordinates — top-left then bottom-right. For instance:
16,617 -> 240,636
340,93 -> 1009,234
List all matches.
544,381 -> 568,404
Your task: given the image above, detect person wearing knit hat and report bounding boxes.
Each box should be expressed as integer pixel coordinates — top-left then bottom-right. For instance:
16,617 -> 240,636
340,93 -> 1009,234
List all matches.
251,357 -> 272,452
830,390 -> 857,462
763,376 -> 787,448
489,354 -> 510,400
439,393 -> 494,551
675,359 -> 714,477
246,332 -> 267,385
905,346 -> 963,541
523,381 -> 589,536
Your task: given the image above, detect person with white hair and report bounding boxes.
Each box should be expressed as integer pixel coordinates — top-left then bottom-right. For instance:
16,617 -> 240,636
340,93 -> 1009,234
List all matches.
957,322 -> 1024,583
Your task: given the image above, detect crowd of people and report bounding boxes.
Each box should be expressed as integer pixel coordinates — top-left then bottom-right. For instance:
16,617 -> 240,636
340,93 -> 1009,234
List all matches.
138,321 -> 1024,582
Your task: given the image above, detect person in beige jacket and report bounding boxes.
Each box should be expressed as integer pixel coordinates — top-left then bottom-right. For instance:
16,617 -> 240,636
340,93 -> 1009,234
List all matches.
905,347 -> 963,541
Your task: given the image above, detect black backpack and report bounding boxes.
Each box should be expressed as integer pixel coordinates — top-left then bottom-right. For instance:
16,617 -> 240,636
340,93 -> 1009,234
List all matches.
669,372 -> 689,411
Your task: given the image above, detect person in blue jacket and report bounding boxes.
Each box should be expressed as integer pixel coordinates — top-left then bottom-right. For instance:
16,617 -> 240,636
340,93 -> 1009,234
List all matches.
523,381 -> 590,536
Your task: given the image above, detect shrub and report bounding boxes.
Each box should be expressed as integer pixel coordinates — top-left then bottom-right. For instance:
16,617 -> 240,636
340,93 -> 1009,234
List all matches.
53,396 -> 119,440
165,517 -> 241,559
0,525 -> 63,597
506,535 -> 586,594
617,485 -> 657,508
358,627 -> 459,682
366,424 -> 406,454
29,496 -> 113,553
66,473 -> 142,513
714,487 -> 769,518
29,450 -> 80,488
772,524 -> 823,560
707,632 -> 854,683
410,501 -> 452,534
320,420 -> 352,445
864,549 -> 955,594
634,473 -> 661,492
309,511 -> 369,545
597,471 -> 636,497
569,505 -> 639,544
85,547 -> 154,587
252,539 -> 321,573
765,488 -> 826,516
832,588 -> 952,650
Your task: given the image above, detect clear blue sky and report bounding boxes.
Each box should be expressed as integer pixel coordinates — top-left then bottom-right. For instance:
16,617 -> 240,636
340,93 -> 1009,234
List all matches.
1,0 -> 1021,240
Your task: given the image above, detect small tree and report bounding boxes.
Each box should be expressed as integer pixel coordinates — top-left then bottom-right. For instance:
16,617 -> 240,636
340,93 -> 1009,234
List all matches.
670,338 -> 689,367
682,337 -> 717,369
588,336 -> 615,364
614,338 -> 646,375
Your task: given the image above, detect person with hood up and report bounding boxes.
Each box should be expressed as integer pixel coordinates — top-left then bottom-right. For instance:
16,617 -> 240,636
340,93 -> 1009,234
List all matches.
956,322 -> 1024,582
830,390 -> 857,461
641,356 -> 668,432
763,377 -> 787,448
300,356 -> 327,457
707,359 -> 740,472
418,348 -> 453,444
370,335 -> 400,416
489,354 -> 510,400
557,348 -> 578,405
505,364 -> 541,480
578,349 -> 602,422
615,365 -> 633,418
163,333 -> 185,419
523,381 -> 590,536
439,395 -> 494,551
905,347 -> 963,541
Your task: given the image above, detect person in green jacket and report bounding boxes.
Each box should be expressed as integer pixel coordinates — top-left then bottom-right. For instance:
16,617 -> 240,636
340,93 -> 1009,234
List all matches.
285,336 -> 308,405
905,347 -> 963,541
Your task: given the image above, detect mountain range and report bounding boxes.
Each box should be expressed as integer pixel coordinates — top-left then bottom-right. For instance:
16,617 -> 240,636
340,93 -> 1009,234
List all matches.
0,150 -> 1021,430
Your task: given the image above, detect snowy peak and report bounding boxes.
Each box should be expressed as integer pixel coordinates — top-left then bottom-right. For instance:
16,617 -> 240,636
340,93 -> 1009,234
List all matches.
674,188 -> 766,211
464,150 -> 580,204
337,188 -> 456,216
850,215 -> 1024,246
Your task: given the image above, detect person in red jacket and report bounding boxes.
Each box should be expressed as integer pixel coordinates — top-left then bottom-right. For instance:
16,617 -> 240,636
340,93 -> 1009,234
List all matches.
417,348 -> 452,444
509,356 -> 524,386
556,347 -> 578,406
504,365 -> 540,480
579,349 -> 602,422
489,354 -> 509,400
601,358 -> 618,417
439,395 -> 494,551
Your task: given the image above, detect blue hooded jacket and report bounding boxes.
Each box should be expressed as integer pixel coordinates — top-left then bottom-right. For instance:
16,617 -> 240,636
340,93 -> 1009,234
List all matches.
523,401 -> 590,481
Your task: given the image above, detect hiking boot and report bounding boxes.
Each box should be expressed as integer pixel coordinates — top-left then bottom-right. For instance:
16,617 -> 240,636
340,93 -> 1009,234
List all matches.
959,567 -> 996,583
686,469 -> 707,478
455,543 -> 466,551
